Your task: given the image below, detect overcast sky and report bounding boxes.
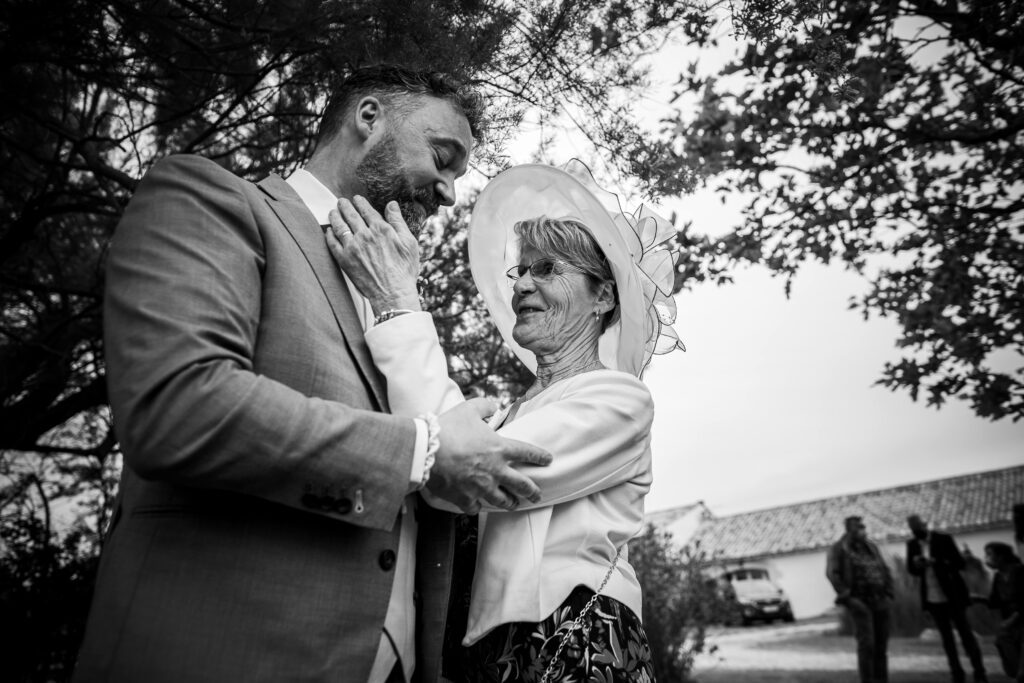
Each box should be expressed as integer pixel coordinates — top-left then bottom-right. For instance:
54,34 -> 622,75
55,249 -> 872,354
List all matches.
482,21 -> 1024,517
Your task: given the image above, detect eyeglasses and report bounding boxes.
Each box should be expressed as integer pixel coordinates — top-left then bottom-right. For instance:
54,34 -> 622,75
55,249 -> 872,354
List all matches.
505,258 -> 584,284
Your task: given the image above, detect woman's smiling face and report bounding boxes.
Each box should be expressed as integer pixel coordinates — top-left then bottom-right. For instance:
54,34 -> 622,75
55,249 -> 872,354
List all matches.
510,245 -> 605,357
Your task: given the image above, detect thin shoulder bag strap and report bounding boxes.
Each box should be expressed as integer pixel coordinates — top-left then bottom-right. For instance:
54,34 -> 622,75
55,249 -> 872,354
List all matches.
539,544 -> 624,683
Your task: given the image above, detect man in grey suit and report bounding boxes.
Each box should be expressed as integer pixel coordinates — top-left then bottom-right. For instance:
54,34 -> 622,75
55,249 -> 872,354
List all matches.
73,65 -> 550,683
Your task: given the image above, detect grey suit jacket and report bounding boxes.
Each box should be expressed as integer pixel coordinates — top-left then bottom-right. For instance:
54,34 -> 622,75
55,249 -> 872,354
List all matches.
74,155 -> 455,682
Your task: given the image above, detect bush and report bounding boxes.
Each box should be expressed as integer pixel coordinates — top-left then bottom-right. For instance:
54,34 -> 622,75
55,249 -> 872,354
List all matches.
630,525 -> 733,682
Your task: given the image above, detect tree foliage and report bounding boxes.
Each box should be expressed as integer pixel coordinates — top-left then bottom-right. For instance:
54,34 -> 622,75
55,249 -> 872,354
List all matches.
666,0 -> 1024,420
0,0 -> 709,459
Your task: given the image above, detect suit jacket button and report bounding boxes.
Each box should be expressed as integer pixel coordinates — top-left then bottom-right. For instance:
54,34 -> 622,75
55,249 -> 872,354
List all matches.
335,497 -> 352,514
379,550 -> 396,572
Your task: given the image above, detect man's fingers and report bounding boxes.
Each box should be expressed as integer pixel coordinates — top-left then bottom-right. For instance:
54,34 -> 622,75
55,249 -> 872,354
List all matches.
495,470 -> 541,505
479,485 -> 521,511
501,438 -> 552,468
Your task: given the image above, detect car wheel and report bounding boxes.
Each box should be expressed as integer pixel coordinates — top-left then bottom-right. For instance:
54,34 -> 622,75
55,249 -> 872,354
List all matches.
782,611 -> 795,623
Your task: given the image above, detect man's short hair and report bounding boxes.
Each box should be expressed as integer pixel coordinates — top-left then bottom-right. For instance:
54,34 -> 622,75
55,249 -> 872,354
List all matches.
316,64 -> 486,145
985,541 -> 1019,564
844,515 -> 863,532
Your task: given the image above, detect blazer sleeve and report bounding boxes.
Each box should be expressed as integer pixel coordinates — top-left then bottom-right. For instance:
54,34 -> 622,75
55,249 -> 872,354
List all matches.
1011,565 -> 1024,615
826,543 -> 849,598
365,317 -> 653,510
104,155 -> 415,530
907,539 -> 923,577
485,372 -> 654,510
938,533 -> 966,571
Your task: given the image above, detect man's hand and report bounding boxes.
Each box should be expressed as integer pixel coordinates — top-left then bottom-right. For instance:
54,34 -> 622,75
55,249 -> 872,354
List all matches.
325,196 -> 421,314
427,398 -> 552,514
845,596 -> 869,614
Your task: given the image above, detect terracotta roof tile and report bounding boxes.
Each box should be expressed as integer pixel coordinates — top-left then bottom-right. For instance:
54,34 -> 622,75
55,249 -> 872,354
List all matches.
678,466 -> 1023,562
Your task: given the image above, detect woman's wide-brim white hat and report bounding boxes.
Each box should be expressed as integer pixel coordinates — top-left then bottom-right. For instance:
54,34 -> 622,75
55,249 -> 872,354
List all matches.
468,163 -> 663,377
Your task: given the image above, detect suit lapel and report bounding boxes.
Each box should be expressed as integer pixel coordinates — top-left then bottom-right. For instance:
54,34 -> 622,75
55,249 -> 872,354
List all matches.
257,173 -> 389,411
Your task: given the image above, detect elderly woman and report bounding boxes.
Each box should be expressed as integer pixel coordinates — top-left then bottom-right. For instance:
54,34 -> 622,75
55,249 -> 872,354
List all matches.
327,162 -> 683,682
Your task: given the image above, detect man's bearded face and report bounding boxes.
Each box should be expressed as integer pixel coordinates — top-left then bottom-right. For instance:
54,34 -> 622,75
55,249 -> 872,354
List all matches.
354,131 -> 438,232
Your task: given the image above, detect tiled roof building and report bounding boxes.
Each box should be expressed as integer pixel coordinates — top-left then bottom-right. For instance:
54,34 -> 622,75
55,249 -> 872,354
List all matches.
675,465 -> 1023,563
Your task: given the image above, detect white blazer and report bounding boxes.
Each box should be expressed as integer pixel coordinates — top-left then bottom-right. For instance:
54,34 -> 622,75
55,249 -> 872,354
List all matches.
366,313 -> 653,645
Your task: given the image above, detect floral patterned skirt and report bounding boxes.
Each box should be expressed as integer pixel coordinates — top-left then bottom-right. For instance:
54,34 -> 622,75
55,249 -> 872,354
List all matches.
450,585 -> 656,683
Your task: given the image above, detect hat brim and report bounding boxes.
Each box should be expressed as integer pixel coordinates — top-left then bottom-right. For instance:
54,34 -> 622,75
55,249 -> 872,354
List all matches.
468,164 -> 647,376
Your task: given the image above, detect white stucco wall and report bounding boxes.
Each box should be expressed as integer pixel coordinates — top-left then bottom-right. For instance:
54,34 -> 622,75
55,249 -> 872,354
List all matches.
661,508 -> 708,547
726,527 -> 1017,619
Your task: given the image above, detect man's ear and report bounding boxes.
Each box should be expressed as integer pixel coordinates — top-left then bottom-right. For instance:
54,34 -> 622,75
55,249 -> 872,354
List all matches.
354,96 -> 382,141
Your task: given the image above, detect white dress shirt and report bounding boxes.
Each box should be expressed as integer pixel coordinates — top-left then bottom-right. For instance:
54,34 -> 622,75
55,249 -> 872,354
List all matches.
365,312 -> 654,646
285,169 -> 427,683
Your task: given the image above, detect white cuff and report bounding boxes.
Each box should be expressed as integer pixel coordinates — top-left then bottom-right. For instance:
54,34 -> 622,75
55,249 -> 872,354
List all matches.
409,417 -> 428,492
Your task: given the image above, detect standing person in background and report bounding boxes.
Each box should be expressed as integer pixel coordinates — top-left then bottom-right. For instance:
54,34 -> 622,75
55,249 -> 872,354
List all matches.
827,515 -> 894,683
985,541 -> 1024,683
906,514 -> 987,683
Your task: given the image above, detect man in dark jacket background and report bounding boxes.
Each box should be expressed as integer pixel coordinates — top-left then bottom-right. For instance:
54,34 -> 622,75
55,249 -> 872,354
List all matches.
985,541 -> 1024,682
907,514 -> 988,683
827,515 -> 894,683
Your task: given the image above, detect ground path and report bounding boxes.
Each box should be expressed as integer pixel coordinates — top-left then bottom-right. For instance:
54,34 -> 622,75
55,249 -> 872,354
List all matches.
692,617 -> 1008,683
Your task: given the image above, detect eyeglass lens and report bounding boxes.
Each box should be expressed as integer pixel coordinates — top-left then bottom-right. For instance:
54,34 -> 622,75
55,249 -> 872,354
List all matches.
509,258 -> 558,280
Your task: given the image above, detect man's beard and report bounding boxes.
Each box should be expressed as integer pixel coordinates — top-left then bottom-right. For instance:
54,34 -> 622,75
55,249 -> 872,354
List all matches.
354,132 -> 439,232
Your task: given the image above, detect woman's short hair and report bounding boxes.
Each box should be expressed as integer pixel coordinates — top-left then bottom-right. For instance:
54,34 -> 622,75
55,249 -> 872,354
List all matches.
513,216 -> 618,330
984,541 -> 1019,564
317,64 -> 486,144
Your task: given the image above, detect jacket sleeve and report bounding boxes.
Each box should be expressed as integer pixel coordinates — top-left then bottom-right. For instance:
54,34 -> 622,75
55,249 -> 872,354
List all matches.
907,540 -> 923,577
1010,565 -> 1024,615
104,155 -> 415,530
826,542 -> 849,598
366,317 -> 653,510
486,372 -> 653,510
940,534 -> 966,571
364,312 -> 465,416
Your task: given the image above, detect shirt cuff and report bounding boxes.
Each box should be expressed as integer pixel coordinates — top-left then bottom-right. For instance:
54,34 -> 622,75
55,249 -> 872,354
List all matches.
409,417 -> 428,492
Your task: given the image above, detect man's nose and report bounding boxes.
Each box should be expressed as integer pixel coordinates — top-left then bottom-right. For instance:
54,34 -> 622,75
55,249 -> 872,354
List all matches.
435,176 -> 456,207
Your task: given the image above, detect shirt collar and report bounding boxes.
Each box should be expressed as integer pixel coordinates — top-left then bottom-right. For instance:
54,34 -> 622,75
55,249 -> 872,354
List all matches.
285,168 -> 337,225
